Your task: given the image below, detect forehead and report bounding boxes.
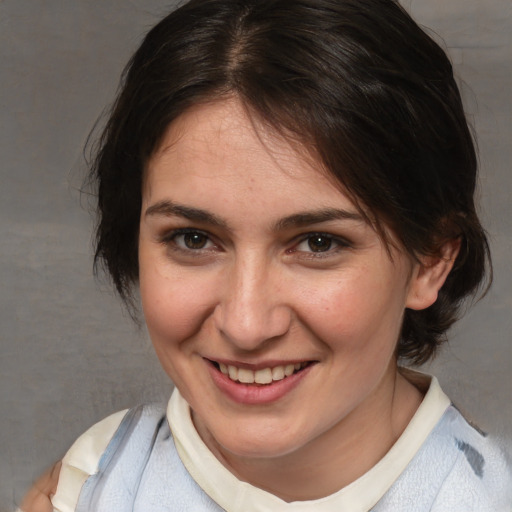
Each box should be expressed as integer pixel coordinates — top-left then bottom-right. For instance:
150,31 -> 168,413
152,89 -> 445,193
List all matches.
150,99 -> 315,176
145,98 -> 356,212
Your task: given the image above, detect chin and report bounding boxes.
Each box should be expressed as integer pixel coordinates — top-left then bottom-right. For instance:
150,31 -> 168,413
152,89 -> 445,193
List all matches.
210,418 -> 312,460
223,439 -> 300,460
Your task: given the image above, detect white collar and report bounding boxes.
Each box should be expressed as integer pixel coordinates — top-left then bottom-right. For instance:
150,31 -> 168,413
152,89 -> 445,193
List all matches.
167,371 -> 450,512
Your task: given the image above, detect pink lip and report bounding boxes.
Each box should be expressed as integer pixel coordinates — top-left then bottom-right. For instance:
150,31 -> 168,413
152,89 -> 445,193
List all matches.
206,359 -> 315,405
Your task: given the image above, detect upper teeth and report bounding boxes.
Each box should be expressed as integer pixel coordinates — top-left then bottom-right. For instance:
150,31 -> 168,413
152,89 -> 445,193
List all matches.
218,362 -> 306,384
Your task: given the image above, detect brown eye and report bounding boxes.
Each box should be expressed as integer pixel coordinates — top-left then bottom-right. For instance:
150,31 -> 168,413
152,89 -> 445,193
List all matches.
307,235 -> 332,252
182,232 -> 209,249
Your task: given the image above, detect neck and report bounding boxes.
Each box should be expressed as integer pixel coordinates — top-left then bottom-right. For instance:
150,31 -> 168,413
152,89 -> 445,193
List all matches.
195,364 -> 423,502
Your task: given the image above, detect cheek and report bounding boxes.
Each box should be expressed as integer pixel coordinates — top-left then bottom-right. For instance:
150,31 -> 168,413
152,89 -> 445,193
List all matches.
300,268 -> 407,354
139,261 -> 216,350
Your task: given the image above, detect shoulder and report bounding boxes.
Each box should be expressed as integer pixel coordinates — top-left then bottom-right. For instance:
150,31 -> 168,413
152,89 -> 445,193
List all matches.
429,405 -> 512,511
375,401 -> 512,512
51,404 -> 167,512
61,409 -> 129,473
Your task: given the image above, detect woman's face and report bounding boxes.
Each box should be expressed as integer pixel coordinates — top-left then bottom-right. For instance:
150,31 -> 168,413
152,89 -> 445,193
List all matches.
139,98 -> 421,460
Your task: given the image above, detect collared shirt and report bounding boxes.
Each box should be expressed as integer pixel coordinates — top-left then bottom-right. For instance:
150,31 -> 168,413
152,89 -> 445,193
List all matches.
48,373 -> 512,511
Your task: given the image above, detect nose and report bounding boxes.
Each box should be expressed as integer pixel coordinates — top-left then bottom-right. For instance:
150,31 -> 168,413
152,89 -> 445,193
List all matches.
213,255 -> 292,351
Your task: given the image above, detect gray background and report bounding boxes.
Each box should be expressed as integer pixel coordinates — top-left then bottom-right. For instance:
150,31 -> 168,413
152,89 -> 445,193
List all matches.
0,0 -> 510,509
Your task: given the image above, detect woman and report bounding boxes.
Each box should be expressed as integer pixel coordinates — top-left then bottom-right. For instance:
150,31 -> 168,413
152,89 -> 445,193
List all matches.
20,0 -> 511,510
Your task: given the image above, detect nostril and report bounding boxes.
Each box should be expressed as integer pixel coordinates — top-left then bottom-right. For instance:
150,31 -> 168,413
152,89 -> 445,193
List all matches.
213,301 -> 293,350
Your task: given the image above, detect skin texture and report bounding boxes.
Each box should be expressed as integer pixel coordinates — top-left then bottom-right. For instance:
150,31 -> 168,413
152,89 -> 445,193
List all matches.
138,98 -> 458,501
22,98 -> 458,507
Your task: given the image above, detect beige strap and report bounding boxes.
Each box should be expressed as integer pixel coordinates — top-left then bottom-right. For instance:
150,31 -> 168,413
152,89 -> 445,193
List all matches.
50,409 -> 128,512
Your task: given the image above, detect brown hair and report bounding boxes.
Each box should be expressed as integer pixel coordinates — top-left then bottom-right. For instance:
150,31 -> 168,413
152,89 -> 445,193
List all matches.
90,0 -> 491,365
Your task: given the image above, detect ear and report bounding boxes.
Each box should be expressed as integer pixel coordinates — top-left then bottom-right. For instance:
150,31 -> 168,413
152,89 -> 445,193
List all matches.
406,238 -> 461,311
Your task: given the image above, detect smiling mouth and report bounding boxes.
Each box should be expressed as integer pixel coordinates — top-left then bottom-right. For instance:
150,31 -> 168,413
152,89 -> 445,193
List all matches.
210,360 -> 312,385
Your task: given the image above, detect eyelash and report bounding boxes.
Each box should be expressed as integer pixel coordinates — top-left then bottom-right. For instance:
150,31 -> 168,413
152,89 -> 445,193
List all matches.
159,229 -> 350,258
290,232 -> 350,258
160,228 -> 217,254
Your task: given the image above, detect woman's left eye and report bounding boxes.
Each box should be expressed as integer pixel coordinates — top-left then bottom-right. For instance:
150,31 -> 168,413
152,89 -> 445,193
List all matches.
294,233 -> 347,254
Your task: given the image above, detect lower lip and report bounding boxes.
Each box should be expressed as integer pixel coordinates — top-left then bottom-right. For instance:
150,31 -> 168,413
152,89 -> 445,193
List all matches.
206,361 -> 314,405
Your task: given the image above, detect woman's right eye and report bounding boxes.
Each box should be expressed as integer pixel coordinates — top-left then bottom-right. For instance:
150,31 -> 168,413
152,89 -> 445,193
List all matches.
163,229 -> 216,252
175,231 -> 211,250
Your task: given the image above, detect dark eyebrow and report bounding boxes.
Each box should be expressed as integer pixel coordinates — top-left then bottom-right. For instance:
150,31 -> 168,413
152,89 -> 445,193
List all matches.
145,200 -> 363,232
144,200 -> 229,229
273,208 -> 364,231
